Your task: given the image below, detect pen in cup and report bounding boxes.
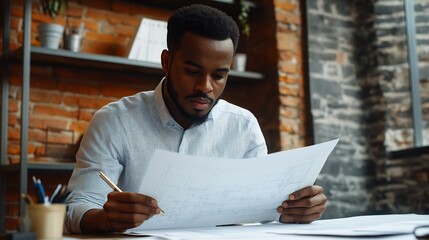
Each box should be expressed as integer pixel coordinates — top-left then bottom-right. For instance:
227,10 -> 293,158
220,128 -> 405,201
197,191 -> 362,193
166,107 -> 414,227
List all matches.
98,171 -> 165,216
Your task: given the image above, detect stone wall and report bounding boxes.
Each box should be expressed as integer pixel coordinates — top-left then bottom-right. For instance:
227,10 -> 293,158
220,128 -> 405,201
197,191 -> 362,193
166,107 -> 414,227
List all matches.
307,0 -> 429,218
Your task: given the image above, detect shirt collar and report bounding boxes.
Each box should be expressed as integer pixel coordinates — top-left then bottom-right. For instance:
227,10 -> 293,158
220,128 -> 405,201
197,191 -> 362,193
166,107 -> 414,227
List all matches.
154,78 -> 215,129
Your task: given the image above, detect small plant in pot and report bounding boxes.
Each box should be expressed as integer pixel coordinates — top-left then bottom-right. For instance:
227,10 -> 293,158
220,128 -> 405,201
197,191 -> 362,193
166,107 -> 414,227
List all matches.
38,0 -> 68,49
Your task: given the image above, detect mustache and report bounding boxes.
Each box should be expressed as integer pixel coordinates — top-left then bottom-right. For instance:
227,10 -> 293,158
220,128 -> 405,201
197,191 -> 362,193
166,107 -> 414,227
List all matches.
186,92 -> 214,103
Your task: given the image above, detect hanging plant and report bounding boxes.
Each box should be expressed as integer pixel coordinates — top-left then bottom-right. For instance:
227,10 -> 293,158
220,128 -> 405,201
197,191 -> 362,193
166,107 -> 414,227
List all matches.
238,0 -> 250,36
40,0 -> 68,18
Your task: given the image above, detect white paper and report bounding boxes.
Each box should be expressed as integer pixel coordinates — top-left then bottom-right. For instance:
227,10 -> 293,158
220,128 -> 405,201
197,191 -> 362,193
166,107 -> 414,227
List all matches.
129,139 -> 338,231
121,214 -> 429,240
266,214 -> 429,237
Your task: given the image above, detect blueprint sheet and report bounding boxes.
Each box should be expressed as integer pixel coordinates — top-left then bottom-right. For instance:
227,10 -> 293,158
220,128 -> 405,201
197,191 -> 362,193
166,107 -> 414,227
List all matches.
130,139 -> 339,231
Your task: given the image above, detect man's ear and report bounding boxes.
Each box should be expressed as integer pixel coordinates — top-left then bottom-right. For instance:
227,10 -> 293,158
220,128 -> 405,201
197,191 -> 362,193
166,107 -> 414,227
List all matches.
161,49 -> 170,74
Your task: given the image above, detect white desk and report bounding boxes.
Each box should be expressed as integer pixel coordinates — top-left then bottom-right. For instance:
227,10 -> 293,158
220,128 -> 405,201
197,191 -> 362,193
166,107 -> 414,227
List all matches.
64,214 -> 429,240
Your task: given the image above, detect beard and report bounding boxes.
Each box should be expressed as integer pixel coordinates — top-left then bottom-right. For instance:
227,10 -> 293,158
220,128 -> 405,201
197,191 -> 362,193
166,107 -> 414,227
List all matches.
165,74 -> 220,126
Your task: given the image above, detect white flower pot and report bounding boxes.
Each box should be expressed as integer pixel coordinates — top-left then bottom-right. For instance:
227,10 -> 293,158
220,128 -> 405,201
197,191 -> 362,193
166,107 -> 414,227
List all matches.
37,23 -> 64,49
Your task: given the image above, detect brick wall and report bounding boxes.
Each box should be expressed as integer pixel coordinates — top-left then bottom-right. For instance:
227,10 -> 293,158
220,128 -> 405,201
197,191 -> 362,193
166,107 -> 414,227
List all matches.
274,0 -> 312,149
307,0 -> 429,218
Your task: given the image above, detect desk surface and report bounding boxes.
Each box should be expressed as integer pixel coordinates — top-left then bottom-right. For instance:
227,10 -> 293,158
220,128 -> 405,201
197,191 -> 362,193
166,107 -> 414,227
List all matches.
64,214 -> 429,240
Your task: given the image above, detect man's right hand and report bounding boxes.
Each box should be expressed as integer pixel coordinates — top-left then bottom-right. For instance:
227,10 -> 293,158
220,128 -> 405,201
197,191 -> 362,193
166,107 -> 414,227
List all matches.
80,192 -> 161,233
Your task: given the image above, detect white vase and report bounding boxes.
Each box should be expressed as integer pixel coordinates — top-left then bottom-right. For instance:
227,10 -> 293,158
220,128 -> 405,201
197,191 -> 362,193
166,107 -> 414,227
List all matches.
37,23 -> 64,49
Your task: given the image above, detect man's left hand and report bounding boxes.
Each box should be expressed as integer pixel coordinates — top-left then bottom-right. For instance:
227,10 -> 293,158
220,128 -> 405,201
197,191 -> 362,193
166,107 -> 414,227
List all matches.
277,185 -> 327,223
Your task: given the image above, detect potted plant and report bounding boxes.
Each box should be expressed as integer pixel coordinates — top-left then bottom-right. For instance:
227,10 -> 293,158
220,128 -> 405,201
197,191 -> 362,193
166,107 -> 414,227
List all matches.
238,0 -> 250,37
231,0 -> 251,72
38,0 -> 68,49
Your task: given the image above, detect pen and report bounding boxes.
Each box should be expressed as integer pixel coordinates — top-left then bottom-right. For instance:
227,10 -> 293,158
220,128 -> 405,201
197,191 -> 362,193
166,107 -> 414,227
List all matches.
98,171 -> 165,216
32,176 -> 43,203
49,184 -> 62,203
37,179 -> 47,203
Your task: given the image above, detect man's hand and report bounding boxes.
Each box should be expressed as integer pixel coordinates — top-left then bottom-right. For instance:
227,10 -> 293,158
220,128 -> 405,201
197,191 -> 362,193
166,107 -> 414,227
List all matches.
81,192 -> 161,233
277,185 -> 327,224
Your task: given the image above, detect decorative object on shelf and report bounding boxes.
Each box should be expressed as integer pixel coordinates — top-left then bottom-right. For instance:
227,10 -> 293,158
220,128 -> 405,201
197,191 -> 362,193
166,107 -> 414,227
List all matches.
38,0 -> 68,49
128,18 -> 167,64
238,0 -> 251,36
64,21 -> 84,52
232,53 -> 247,72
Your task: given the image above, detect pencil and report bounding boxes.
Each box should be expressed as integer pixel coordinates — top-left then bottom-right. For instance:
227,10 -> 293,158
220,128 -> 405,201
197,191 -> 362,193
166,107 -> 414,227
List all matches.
98,171 -> 165,216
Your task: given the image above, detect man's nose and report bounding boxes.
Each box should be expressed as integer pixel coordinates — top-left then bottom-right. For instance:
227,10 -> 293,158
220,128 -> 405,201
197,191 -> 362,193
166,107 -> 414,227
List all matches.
194,75 -> 214,93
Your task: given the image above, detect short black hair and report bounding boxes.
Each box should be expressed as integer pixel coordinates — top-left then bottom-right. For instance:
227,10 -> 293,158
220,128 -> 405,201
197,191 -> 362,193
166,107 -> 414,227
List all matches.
167,4 -> 240,52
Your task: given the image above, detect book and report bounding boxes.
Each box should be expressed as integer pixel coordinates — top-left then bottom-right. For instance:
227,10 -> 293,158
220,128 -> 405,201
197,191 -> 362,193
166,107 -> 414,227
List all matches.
128,18 -> 167,64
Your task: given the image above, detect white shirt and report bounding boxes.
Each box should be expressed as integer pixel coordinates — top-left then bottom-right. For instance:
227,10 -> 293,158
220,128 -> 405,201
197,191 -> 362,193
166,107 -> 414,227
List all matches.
65,80 -> 267,233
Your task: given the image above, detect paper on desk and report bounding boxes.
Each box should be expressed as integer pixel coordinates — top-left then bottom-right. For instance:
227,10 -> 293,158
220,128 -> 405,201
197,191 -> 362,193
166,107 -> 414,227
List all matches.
266,214 -> 429,237
128,139 -> 338,232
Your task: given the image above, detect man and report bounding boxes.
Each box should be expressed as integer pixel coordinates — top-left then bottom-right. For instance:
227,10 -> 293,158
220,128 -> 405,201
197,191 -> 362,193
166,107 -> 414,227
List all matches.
65,4 -> 327,233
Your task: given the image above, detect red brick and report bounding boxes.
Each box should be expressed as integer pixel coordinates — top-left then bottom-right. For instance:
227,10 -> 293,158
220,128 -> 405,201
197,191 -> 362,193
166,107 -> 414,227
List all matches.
279,75 -> 297,84
11,5 -> 23,18
275,10 -> 301,25
9,87 -> 19,99
85,31 -> 128,44
28,143 -> 37,154
47,131 -> 74,144
274,0 -> 297,12
80,38 -> 125,56
111,1 -> 171,21
280,107 -> 299,118
85,8 -> 108,20
30,74 -> 58,90
11,17 -> 22,31
279,84 -> 299,96
35,146 -> 46,156
8,99 -> 19,112
116,24 -> 137,37
9,74 -> 21,86
33,105 -> 79,118
7,143 -> 20,155
57,80 -> 100,95
66,3 -> 85,18
8,114 -> 19,125
8,155 -> 20,164
28,128 -> 47,142
29,116 -> 69,130
81,19 -> 100,32
277,32 -> 299,51
70,121 -> 90,134
30,89 -> 62,104
63,95 -> 115,109
78,110 -> 95,121
280,95 -> 301,107
31,65 -> 54,77
76,0 -> 111,10
279,122 -> 295,134
278,61 -> 297,74
8,127 -> 20,140
101,84 -> 141,98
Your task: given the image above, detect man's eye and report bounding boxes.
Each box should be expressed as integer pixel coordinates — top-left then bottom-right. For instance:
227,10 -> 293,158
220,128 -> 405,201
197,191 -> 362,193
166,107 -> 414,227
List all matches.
212,74 -> 224,81
186,69 -> 199,76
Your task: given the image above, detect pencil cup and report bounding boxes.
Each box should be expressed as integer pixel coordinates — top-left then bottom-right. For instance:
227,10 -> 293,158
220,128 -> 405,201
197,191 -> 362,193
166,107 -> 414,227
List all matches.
27,204 -> 66,240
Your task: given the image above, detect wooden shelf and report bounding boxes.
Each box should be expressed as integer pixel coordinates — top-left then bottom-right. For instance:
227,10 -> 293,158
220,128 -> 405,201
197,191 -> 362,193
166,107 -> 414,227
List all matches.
9,47 -> 264,81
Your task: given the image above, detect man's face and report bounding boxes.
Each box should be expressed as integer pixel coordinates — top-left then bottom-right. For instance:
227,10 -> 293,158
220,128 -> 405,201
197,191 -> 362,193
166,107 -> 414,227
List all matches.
161,32 -> 234,128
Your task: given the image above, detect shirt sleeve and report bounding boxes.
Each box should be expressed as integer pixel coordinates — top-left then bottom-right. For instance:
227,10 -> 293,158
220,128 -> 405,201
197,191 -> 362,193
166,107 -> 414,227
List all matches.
243,117 -> 268,158
65,105 -> 126,233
